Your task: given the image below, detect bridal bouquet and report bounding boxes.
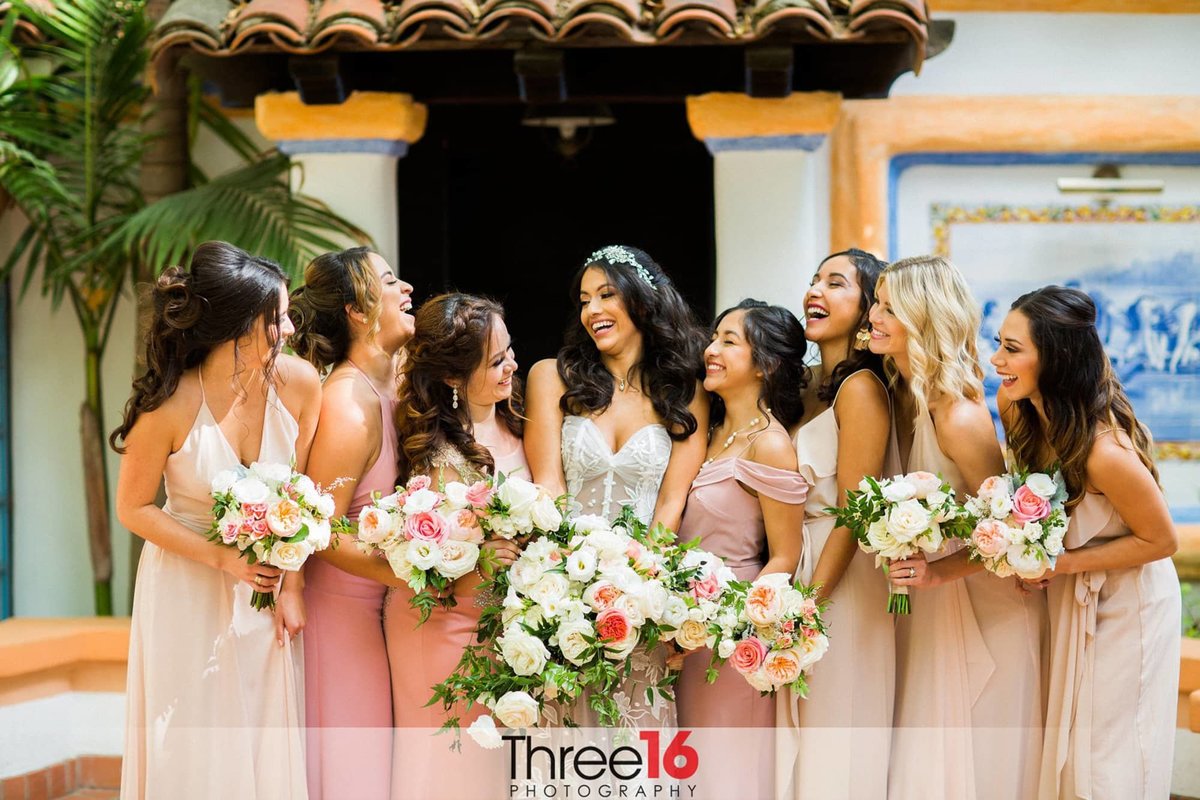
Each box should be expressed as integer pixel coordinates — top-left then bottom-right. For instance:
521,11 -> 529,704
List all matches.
434,506 -> 725,742
355,473 -> 564,622
208,461 -> 339,610
830,471 -> 974,614
964,468 -> 1068,579
707,574 -> 829,697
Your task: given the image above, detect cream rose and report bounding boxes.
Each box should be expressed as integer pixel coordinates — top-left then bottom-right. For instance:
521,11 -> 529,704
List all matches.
467,715 -> 503,749
1006,543 -> 1048,580
797,633 -> 830,669
555,618 -> 594,665
636,580 -> 669,622
438,540 -> 479,580
881,480 -> 917,503
443,481 -> 470,508
906,471 -> 941,500
385,543 -> 414,579
675,619 -> 710,651
267,540 -> 313,571
498,476 -> 539,516
494,691 -> 540,728
887,499 -> 932,544
500,628 -> 550,677
528,573 -> 570,607
865,519 -> 907,560
531,494 -> 563,531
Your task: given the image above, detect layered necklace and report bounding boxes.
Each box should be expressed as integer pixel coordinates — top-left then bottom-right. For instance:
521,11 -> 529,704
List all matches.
704,409 -> 771,466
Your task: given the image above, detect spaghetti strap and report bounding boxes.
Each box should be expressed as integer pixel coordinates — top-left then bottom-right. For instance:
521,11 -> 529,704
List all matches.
830,368 -> 886,406
197,365 -> 207,404
345,360 -> 385,400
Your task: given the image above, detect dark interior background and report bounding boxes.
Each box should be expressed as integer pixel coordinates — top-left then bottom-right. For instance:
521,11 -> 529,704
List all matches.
395,101 -> 716,371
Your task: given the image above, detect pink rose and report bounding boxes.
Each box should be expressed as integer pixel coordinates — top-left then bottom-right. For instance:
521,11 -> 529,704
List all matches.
248,518 -> 269,541
220,520 -> 240,545
731,637 -> 769,674
799,598 -> 818,619
976,475 -> 1008,501
465,480 -> 494,507
907,471 -> 941,500
404,511 -> 449,545
690,572 -> 721,601
781,620 -> 796,633
241,502 -> 268,521
625,541 -> 644,561
1010,485 -> 1051,523
595,608 -> 632,644
775,635 -> 794,649
407,475 -> 432,493
449,509 -> 484,544
971,518 -> 1010,558
584,581 -> 623,612
801,626 -> 819,640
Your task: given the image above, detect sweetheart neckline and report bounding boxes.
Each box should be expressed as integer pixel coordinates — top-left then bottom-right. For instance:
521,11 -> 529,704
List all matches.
567,415 -> 668,458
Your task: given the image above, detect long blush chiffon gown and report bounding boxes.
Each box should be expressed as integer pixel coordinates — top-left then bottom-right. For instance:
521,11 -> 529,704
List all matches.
303,368 -> 397,800
121,379 -> 307,800
1037,489 -> 1179,799
674,446 -> 809,800
384,441 -> 528,800
779,370 -> 899,800
888,409 -> 1047,800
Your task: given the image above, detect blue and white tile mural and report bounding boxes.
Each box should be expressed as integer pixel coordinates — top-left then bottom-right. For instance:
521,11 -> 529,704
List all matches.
932,204 -> 1200,443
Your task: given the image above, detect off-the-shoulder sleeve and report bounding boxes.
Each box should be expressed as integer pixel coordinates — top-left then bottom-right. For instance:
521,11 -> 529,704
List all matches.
731,459 -> 810,505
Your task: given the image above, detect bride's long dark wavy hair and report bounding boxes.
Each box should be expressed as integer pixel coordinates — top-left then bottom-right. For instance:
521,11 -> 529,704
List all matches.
109,242 -> 288,453
557,246 -> 705,441
397,293 -> 523,480
1004,285 -> 1159,508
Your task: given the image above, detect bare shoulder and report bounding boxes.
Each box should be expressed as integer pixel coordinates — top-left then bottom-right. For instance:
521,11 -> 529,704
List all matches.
748,427 -> 799,471
1085,428 -> 1144,485
318,367 -> 377,429
934,396 -> 994,440
277,354 -> 321,394
528,358 -> 566,394
832,370 -> 888,415
127,370 -> 202,449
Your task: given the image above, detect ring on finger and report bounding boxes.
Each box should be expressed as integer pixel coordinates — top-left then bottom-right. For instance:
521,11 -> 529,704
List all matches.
254,576 -> 264,586
907,567 -> 916,578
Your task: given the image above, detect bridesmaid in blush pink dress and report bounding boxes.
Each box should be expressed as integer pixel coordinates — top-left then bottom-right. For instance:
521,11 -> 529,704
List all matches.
385,294 -> 526,800
875,257 -> 1046,800
288,249 -> 415,800
779,249 -> 899,800
989,287 -> 1178,800
114,243 -> 322,800
674,301 -> 809,800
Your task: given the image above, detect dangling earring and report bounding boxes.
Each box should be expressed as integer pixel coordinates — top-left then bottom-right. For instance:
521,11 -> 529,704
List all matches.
452,387 -> 459,410
853,325 -> 872,351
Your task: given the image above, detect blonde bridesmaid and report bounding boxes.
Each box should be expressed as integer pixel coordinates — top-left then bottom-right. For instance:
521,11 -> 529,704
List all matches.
113,242 -> 321,799
991,286 -> 1179,800
674,300 -> 809,800
288,248 -> 415,800
386,293 -> 525,800
875,256 -> 1046,800
779,249 -> 898,800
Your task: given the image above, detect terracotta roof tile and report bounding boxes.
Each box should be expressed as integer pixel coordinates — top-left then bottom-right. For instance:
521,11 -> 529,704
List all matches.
138,0 -> 930,57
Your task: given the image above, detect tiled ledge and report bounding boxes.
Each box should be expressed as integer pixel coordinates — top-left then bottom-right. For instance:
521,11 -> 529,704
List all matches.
0,618 -> 129,707
0,755 -> 120,800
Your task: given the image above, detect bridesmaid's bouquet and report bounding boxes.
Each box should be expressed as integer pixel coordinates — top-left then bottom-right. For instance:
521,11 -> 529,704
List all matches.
208,461 -> 339,610
963,468 -> 1068,580
706,574 -> 829,697
830,471 -> 974,614
355,473 -> 564,622
434,506 -> 726,742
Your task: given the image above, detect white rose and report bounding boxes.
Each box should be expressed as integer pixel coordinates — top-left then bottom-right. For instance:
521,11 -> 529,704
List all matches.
571,514 -> 612,534
908,472 -> 943,500
528,573 -> 570,607
498,477 -> 539,516
745,667 -> 774,693
357,506 -> 394,545
444,481 -> 470,508
467,715 -> 503,749
989,494 -> 1014,519
1024,472 -> 1058,500
268,540 -> 313,571
509,558 -> 547,593
881,480 -> 917,503
292,473 -> 316,495
312,493 -> 336,520
916,522 -> 944,554
925,490 -> 949,509
991,559 -> 1015,578
403,488 -> 441,515
585,530 -> 626,557
494,691 -> 540,729
438,540 -> 480,580
781,587 -> 805,617
306,517 -> 332,551
1044,530 -> 1065,557
615,594 -> 647,627
717,638 -> 735,659
1021,521 -> 1044,545
250,461 -> 292,485
565,547 -> 598,583
211,469 -> 239,494
662,595 -> 689,628
636,580 -> 669,622
531,495 -> 563,531
555,618 -> 594,665
887,499 -> 932,544
866,519 -> 908,560
385,542 -> 413,579
1005,543 -> 1048,580
500,627 -> 550,677
797,633 -> 830,669
408,540 -> 443,571
231,476 -> 270,505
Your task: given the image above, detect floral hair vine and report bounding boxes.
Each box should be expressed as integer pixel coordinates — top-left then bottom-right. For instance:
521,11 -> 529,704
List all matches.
588,245 -> 657,291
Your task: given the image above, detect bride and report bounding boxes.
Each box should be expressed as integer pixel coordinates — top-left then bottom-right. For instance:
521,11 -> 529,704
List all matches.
526,244 -> 708,728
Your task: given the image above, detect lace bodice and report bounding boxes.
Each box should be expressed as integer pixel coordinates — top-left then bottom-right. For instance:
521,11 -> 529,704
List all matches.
561,415 -> 671,524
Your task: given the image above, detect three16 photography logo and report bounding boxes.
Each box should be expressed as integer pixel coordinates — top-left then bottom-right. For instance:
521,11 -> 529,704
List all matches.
505,730 -> 700,798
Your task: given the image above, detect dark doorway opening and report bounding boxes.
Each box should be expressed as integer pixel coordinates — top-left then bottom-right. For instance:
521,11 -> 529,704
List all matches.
395,102 -> 715,370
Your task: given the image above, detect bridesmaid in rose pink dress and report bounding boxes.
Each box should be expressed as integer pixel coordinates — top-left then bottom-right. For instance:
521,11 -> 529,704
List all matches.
674,301 -> 809,800
288,249 -> 415,800
878,257 -> 1046,800
385,294 -> 526,800
990,287 -> 1178,800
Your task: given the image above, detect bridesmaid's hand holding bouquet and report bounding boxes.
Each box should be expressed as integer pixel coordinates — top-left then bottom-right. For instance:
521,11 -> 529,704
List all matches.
963,468 -> 1068,580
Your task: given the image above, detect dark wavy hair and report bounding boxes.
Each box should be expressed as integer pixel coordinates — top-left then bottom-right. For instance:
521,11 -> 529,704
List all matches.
288,247 -> 382,372
397,293 -> 524,479
709,299 -> 810,430
557,245 -> 705,441
814,248 -> 887,404
1004,285 -> 1159,508
110,242 -> 288,453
